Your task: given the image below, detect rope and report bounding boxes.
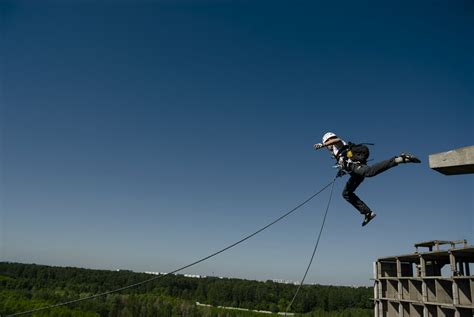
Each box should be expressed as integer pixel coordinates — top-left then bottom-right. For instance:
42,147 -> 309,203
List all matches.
285,176 -> 337,314
9,180 -> 334,316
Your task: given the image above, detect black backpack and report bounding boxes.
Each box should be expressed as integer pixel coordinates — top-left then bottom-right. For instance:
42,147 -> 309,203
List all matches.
339,142 -> 371,163
348,143 -> 370,163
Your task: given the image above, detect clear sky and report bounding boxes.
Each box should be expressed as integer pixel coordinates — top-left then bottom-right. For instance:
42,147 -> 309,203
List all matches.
1,0 -> 473,286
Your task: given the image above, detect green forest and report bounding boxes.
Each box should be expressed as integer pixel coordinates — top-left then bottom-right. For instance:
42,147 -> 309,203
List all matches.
0,262 -> 374,317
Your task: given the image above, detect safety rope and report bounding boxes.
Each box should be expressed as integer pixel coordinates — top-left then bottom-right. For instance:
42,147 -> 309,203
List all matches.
9,180 -> 334,316
285,175 -> 337,314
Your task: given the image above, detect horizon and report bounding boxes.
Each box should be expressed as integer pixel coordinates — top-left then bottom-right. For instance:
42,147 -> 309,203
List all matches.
1,260 -> 374,288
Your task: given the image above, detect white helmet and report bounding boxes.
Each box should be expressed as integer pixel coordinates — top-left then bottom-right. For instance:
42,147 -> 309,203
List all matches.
322,132 -> 340,145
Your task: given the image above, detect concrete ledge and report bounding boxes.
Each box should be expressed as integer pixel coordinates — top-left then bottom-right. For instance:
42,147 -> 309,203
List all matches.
429,145 -> 474,175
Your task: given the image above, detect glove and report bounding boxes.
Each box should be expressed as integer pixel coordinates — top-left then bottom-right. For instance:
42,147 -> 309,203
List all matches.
313,143 -> 324,150
336,169 -> 346,178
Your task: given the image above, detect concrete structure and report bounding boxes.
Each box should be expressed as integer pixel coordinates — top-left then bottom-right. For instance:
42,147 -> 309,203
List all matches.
429,146 -> 474,175
374,240 -> 474,317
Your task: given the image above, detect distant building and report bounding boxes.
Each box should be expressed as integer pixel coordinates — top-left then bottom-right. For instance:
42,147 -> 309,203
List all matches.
144,271 -> 207,279
272,279 -> 298,285
184,274 -> 205,279
144,271 -> 168,276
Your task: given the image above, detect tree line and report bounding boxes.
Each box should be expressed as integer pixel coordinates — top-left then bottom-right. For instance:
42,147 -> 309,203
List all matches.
0,262 -> 373,316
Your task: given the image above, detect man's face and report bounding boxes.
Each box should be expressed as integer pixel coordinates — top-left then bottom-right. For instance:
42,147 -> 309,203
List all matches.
326,140 -> 343,152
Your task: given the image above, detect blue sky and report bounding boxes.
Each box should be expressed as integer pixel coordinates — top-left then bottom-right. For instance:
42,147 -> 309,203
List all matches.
1,0 -> 473,286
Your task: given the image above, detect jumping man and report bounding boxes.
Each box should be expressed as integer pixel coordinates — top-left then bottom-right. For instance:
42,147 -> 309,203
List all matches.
314,132 -> 421,226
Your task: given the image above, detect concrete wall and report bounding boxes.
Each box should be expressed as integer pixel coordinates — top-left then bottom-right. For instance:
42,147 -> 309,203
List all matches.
429,146 -> 474,175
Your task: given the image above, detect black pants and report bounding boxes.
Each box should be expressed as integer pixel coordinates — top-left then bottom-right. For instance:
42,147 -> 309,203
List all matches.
342,158 -> 398,215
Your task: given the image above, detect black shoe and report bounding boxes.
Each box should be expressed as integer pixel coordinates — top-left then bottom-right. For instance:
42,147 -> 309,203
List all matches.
362,212 -> 376,227
400,153 -> 421,163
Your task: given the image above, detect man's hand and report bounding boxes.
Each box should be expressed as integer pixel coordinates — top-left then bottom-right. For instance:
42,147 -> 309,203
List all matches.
336,169 -> 346,178
313,143 -> 324,150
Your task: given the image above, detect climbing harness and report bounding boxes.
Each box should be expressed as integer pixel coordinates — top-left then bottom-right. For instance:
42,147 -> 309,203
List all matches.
9,180 -> 336,317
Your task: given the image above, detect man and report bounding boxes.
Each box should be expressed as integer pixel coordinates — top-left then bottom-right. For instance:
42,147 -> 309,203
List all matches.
314,132 -> 421,226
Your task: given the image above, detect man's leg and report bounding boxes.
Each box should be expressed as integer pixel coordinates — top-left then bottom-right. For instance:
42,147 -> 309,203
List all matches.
349,152 -> 421,178
349,158 -> 398,178
342,174 -> 371,215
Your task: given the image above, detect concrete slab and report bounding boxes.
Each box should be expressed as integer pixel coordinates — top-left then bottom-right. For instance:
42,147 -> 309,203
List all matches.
429,146 -> 474,175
